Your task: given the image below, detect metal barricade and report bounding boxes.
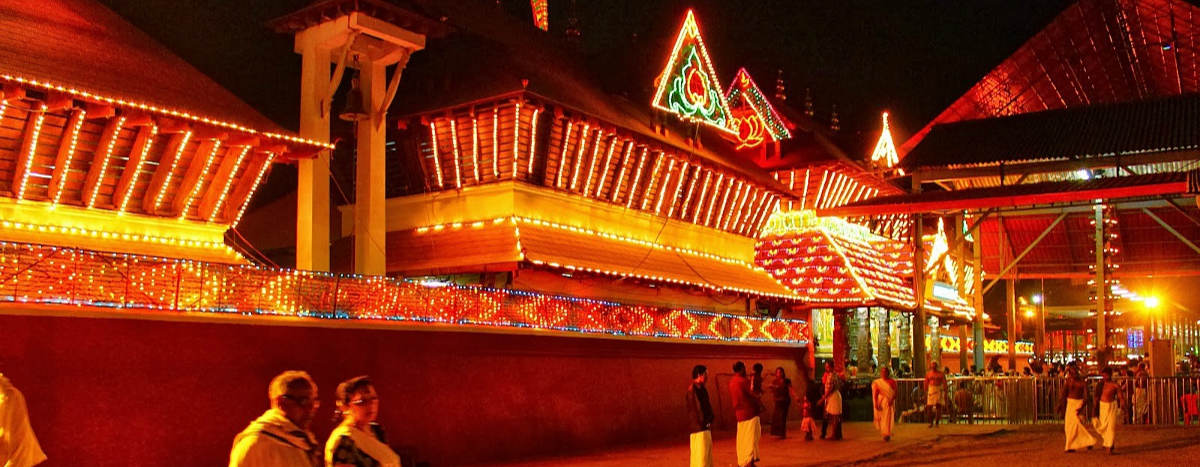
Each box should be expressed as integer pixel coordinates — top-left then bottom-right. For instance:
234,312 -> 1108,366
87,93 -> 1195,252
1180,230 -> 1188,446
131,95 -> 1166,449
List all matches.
893,375 -> 1200,426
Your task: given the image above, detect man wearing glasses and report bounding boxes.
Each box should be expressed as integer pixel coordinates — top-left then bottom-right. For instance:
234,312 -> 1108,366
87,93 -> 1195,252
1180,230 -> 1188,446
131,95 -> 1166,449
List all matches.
230,371 -> 323,467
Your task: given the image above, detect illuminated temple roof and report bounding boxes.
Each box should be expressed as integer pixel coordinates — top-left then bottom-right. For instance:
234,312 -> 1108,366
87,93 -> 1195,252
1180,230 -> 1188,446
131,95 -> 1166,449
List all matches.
388,217 -> 798,300
755,211 -> 915,309
901,0 -> 1200,156
0,0 -> 328,263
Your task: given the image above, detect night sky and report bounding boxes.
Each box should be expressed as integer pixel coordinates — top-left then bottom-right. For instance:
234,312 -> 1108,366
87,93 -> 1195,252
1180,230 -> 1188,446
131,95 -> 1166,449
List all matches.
96,0 -> 1075,141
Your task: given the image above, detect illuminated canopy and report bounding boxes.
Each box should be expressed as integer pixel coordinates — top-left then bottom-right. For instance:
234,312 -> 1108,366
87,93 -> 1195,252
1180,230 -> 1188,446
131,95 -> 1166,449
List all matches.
727,68 -> 791,148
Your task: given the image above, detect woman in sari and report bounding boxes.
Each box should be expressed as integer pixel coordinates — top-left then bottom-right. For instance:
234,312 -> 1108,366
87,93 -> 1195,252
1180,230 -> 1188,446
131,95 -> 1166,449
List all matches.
768,367 -> 799,438
326,376 -> 402,467
871,367 -> 897,441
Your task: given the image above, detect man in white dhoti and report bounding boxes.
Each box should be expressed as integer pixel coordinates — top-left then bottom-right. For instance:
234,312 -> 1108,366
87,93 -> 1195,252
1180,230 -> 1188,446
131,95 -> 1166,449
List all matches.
1058,367 -> 1097,453
0,373 -> 46,467
729,362 -> 762,467
1094,367 -> 1122,454
686,365 -> 714,467
924,365 -> 946,427
871,367 -> 897,441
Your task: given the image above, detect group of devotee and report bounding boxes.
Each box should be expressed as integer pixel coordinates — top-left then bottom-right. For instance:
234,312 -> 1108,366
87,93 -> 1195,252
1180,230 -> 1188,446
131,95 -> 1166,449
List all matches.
229,371 -> 400,467
689,360 -> 881,467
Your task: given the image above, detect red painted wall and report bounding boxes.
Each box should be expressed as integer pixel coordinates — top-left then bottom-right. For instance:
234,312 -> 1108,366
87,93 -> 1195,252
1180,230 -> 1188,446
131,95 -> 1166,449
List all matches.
0,312 -> 805,467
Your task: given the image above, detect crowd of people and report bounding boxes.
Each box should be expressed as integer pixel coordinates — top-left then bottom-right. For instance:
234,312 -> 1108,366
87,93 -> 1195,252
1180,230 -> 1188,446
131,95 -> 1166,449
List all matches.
686,360 -> 903,467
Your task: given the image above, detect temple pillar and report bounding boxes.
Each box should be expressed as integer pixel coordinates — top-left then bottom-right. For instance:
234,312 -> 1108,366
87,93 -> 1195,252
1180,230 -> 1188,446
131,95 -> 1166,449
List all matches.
1094,204 -> 1108,363
898,313 -> 912,375
833,308 -> 849,374
354,60 -> 388,275
930,316 -> 941,371
296,45 -> 331,271
972,219 -> 985,371
876,309 -> 892,373
912,214 -> 928,375
1006,277 -> 1017,372
856,308 -> 873,376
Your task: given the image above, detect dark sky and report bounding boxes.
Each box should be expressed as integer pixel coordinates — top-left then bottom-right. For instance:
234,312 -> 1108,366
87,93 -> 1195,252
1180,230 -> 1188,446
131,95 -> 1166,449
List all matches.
97,0 -> 1076,142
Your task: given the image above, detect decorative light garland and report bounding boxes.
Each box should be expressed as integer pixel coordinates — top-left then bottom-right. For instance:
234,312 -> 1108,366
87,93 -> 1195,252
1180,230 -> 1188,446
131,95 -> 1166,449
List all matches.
492,105 -> 500,179
654,158 -> 676,215
650,11 -> 735,134
470,114 -> 480,183
626,147 -> 649,208
583,132 -> 605,195
569,124 -> 592,191
449,118 -> 462,189
611,142 -> 634,202
642,153 -> 666,211
177,139 -> 220,218
117,124 -> 157,213
152,131 -> 192,212
428,121 -> 444,188
678,164 -> 699,218
0,221 -> 234,253
0,74 -> 332,149
726,68 -> 791,141
871,112 -> 900,168
594,137 -> 618,198
231,153 -> 275,228
705,173 -> 726,227
51,109 -> 87,206
15,106 -> 47,201
207,146 -> 250,222
554,121 -> 574,188
691,169 -> 713,223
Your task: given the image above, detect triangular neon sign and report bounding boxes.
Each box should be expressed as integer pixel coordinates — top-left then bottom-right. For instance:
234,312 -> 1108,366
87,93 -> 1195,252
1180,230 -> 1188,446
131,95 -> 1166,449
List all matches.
651,10 -> 735,134
727,68 -> 791,147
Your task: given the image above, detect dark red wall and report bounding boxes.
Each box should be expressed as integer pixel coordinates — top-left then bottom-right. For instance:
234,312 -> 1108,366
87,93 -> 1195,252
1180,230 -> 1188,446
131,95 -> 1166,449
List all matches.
0,312 -> 805,467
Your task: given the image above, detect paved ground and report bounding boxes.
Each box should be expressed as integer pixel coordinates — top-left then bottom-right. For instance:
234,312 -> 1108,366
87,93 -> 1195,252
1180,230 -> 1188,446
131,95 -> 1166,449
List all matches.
470,422 -> 1002,467
470,422 -> 1200,467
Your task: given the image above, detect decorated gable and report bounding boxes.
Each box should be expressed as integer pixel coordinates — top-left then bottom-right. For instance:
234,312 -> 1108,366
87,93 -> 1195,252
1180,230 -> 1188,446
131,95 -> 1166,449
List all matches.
727,68 -> 791,149
651,10 -> 735,134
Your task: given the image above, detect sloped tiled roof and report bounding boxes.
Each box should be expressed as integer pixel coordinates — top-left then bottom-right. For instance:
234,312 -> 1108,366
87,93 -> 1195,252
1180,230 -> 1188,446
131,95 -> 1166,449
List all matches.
0,0 -> 286,135
901,0 -> 1200,156
515,219 -> 798,300
903,93 -> 1200,170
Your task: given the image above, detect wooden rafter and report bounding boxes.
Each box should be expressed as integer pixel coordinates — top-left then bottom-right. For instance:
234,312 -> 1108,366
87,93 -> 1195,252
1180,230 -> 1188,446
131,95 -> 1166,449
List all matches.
171,140 -> 221,217
80,116 -> 125,208
142,132 -> 190,214
222,153 -> 270,222
112,125 -> 154,211
46,109 -> 85,203
198,145 -> 250,221
11,107 -> 45,200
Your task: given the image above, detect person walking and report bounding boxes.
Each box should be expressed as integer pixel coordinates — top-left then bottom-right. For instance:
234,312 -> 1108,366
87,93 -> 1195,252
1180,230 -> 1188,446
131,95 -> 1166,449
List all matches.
818,361 -> 843,440
1094,367 -> 1122,454
871,367 -> 897,441
729,362 -> 761,467
686,365 -> 714,467
1058,367 -> 1097,453
1133,362 -> 1150,424
326,376 -> 401,467
0,373 -> 46,467
924,365 -> 946,427
230,371 -> 323,467
768,367 -> 797,439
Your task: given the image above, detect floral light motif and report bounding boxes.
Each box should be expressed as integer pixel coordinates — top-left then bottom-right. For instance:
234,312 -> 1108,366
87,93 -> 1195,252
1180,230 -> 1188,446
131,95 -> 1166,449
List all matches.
651,10 -> 735,134
733,114 -> 766,149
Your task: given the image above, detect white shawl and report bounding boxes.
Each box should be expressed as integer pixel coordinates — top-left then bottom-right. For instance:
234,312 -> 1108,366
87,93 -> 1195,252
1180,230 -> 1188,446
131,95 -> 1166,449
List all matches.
326,425 -> 401,467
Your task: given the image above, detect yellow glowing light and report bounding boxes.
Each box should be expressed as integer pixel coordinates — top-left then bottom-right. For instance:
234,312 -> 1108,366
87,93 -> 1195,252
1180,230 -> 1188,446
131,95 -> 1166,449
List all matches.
152,131 -> 193,212
649,11 -> 736,135
691,170 -> 712,223
594,137 -> 619,197
178,140 -> 220,219
231,153 -> 275,228
429,121 -> 444,188
1145,296 -> 1161,309
555,121 -> 575,188
705,173 -> 726,227
569,124 -> 593,191
52,109 -> 87,206
117,124 -> 157,213
871,111 -> 900,168
642,153 -> 665,211
678,164 -> 699,218
654,158 -> 676,215
470,114 -> 480,183
449,118 -> 462,189
15,106 -> 48,200
492,105 -> 500,179
525,107 -> 541,177
583,132 -> 606,194
207,146 -> 250,222
626,147 -> 649,208
1,74 -> 332,149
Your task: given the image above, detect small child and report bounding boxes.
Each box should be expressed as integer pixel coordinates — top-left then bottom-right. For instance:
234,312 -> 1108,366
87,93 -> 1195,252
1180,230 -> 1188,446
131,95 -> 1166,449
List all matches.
800,400 -> 817,441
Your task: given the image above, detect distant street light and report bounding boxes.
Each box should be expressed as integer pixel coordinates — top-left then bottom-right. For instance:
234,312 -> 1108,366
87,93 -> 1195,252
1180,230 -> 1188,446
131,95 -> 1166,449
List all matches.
1031,293 -> 1043,304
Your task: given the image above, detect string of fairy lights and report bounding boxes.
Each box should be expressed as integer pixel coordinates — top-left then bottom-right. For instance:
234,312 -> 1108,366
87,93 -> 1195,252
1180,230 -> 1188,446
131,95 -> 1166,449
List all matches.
0,241 -> 809,345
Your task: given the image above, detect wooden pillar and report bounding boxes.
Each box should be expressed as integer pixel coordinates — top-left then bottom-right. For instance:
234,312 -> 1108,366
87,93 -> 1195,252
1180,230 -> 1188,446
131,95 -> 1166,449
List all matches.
958,323 -> 969,373
1006,278 -> 1017,372
955,214 -> 969,372
912,214 -> 928,375
1094,204 -> 1108,362
833,308 -> 848,374
296,44 -> 332,272
972,217 -> 985,371
354,60 -> 388,275
898,313 -> 912,374
930,316 -> 942,371
856,308 -> 873,375
876,309 -> 892,373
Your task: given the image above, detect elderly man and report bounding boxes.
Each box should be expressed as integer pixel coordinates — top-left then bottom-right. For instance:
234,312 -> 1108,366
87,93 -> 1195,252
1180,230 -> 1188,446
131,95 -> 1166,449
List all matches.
230,371 -> 323,467
924,365 -> 947,427
0,373 -> 46,467
871,367 -> 897,441
1058,367 -> 1097,453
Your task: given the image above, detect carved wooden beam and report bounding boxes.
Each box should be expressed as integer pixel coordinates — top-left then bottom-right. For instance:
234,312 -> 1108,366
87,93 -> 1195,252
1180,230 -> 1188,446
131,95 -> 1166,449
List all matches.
222,152 -> 272,222
11,107 -> 46,200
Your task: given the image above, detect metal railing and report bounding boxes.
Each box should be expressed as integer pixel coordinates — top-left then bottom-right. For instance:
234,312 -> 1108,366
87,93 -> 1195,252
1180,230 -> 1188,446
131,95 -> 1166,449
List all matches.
893,375 -> 1200,426
0,241 -> 810,344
